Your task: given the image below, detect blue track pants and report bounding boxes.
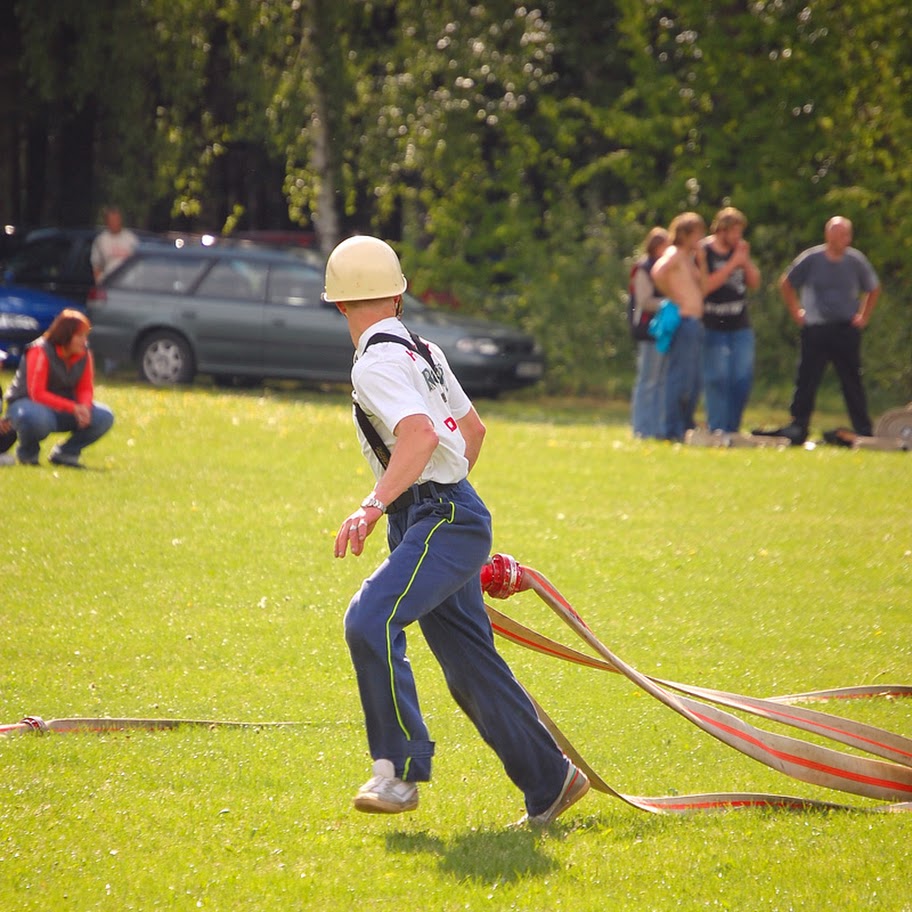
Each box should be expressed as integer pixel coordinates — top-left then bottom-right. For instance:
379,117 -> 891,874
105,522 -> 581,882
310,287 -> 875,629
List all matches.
344,479 -> 568,816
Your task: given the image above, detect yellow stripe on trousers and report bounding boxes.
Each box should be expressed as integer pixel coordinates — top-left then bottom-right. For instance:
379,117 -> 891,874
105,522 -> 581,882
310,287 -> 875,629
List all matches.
385,501 -> 454,780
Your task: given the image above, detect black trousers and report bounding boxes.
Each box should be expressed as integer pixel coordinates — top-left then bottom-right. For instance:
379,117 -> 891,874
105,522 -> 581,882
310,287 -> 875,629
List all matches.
790,321 -> 872,436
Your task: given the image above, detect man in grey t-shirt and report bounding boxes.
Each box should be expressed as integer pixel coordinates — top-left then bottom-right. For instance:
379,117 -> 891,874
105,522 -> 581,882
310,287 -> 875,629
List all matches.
778,216 -> 880,441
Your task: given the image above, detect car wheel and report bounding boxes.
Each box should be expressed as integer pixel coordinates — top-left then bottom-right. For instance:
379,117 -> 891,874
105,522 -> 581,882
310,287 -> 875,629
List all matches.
138,331 -> 195,385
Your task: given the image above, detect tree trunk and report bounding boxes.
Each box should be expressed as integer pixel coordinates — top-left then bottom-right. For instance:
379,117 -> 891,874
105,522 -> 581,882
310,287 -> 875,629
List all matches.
307,0 -> 343,254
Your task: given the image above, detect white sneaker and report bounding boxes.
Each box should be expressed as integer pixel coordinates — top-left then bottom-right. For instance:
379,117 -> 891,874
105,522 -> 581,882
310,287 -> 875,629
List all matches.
519,763 -> 590,828
0,453 -> 14,467
353,759 -> 419,814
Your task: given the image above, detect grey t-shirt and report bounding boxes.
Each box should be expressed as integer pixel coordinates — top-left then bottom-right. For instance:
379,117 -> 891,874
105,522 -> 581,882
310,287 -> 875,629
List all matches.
785,245 -> 879,325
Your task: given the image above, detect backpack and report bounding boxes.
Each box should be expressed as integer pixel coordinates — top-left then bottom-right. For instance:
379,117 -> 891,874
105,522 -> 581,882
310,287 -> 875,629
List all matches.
626,257 -> 658,342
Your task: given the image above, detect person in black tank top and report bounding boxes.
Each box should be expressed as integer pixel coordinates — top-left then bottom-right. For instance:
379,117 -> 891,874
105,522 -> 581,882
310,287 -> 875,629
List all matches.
700,208 -> 761,433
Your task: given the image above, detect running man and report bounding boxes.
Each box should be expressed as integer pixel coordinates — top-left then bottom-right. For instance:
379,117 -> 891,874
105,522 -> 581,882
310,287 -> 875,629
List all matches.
327,235 -> 588,826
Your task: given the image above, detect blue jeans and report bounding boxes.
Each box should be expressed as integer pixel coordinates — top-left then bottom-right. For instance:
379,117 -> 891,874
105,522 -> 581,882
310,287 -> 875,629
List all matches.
631,341 -> 667,438
703,327 -> 755,432
343,479 -> 567,815
663,317 -> 704,440
7,399 -> 114,461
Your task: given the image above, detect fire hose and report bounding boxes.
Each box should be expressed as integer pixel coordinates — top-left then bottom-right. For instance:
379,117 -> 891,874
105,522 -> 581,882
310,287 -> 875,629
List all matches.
481,553 -> 912,814
0,717 -> 304,736
3,555 -> 911,815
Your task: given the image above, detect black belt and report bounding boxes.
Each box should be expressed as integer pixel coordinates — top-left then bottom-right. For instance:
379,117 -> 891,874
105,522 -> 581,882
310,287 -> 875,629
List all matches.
387,481 -> 453,514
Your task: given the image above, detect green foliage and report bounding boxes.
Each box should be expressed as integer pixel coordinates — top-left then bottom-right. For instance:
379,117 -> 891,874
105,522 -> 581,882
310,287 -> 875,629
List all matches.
1,382 -> 911,910
9,1 -> 912,395
14,0 -> 164,221
454,203 -> 640,397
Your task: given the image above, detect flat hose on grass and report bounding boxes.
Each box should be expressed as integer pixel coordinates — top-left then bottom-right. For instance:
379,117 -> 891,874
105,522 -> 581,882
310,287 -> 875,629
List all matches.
0,717 -> 305,735
482,553 -> 912,814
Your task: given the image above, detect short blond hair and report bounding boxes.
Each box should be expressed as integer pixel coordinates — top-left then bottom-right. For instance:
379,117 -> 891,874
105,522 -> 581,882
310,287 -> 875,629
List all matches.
711,207 -> 747,233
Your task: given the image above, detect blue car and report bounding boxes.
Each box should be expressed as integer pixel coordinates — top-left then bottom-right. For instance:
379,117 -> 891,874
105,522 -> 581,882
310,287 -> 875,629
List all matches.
0,226 -> 99,368
0,283 -> 87,368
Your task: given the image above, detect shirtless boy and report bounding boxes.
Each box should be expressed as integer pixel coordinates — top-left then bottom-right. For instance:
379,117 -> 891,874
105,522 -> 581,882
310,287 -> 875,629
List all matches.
650,212 -> 707,440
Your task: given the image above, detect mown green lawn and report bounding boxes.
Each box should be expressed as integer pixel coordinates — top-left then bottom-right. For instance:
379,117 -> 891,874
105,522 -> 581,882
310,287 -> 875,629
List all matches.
2,380 -> 910,911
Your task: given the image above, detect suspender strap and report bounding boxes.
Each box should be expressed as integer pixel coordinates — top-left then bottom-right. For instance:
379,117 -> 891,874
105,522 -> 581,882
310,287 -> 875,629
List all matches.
352,330 -> 441,470
363,331 -> 438,373
354,400 -> 391,468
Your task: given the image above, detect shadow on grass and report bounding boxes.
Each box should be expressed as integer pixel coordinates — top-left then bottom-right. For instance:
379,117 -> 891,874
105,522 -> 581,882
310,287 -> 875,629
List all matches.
384,810 -> 670,884
386,828 -> 558,883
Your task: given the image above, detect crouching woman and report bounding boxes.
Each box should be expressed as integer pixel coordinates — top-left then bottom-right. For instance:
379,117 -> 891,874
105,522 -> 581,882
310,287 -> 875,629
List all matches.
5,309 -> 114,468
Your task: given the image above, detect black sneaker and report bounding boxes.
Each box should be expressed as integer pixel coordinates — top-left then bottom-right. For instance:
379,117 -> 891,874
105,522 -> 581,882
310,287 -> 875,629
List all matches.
780,422 -> 807,446
752,422 -> 806,446
49,446 -> 85,469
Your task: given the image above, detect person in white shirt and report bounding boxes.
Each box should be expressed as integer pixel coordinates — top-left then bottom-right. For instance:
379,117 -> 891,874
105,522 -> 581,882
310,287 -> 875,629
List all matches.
327,235 -> 588,826
90,207 -> 138,282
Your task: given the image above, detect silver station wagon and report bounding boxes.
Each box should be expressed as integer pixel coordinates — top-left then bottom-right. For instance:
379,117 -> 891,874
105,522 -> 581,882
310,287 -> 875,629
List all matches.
87,244 -> 544,396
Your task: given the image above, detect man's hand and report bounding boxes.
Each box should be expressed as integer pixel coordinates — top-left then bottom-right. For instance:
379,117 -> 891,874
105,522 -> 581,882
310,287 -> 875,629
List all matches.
334,505 -> 382,558
779,276 -> 805,326
852,288 -> 879,330
731,239 -> 750,266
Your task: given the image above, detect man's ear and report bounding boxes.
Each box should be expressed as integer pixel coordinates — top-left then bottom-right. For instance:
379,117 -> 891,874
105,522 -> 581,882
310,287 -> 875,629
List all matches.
394,295 -> 402,317
335,301 -> 348,316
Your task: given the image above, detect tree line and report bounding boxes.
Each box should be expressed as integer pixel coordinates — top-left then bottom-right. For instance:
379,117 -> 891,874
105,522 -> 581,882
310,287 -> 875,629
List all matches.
2,1 -> 909,398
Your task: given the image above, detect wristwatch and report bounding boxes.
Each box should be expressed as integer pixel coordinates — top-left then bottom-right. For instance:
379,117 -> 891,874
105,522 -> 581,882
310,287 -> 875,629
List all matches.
360,494 -> 387,514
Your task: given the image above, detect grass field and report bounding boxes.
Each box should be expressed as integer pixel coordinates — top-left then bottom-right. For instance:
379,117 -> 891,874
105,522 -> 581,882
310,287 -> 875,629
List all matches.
2,379 -> 911,911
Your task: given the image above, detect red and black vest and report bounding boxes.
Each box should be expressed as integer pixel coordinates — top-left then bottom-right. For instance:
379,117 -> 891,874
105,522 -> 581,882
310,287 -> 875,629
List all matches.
5,339 -> 88,405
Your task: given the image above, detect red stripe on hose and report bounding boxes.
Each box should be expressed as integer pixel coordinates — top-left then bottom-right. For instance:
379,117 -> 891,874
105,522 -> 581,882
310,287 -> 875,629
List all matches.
739,701 -> 912,761
693,710 -> 912,794
490,621 -> 608,669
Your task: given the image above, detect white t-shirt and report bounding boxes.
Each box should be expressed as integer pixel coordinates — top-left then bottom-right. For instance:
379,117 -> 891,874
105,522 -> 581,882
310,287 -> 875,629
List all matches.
90,228 -> 139,278
351,317 -> 473,484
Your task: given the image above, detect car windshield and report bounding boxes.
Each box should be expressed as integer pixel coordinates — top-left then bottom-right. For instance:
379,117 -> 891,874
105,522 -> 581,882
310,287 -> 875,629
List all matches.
5,236 -> 73,283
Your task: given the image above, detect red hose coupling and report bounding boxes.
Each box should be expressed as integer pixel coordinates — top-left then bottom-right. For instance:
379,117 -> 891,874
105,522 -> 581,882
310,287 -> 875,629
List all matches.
480,553 -> 526,599
20,716 -> 49,733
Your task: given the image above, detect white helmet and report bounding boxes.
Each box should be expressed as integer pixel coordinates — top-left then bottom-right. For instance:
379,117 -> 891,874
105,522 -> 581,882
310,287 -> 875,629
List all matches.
322,235 -> 407,302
